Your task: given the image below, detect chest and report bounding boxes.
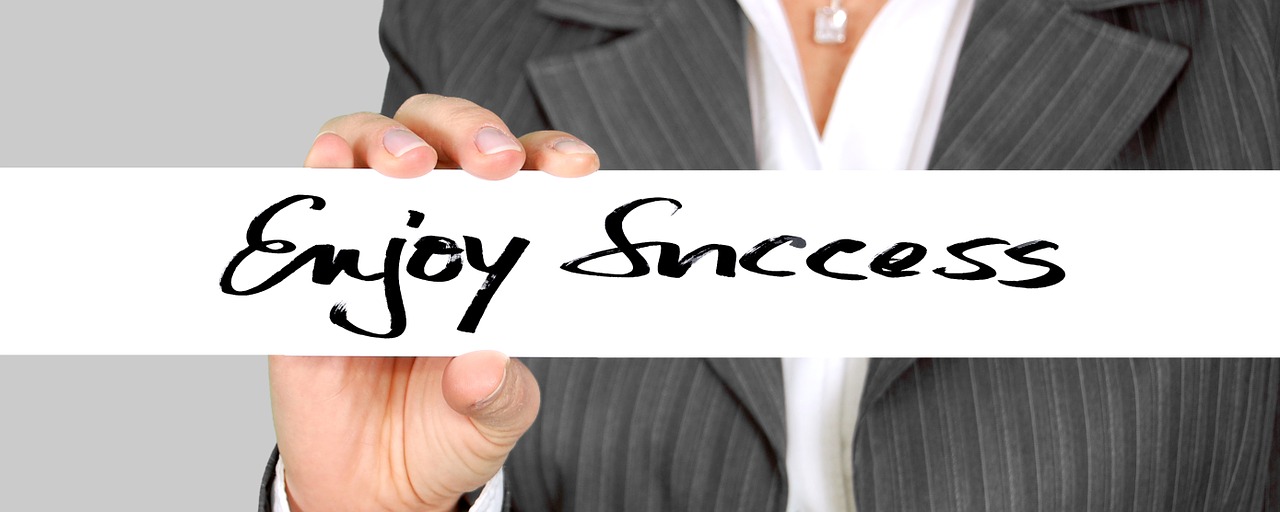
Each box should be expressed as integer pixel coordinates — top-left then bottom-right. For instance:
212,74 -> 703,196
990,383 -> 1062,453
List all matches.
508,358 -> 1279,512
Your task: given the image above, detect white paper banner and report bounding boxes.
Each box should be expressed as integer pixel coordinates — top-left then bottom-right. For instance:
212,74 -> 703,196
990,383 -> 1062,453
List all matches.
1,168 -> 1276,356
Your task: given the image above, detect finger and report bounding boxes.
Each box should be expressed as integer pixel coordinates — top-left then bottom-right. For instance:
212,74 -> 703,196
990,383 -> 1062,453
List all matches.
304,132 -> 355,168
441,351 -> 541,445
518,131 -> 601,178
394,94 -> 525,181
317,112 -> 439,178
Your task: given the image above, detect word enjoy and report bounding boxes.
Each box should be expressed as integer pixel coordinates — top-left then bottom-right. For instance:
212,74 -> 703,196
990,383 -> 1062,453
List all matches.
219,195 -> 527,337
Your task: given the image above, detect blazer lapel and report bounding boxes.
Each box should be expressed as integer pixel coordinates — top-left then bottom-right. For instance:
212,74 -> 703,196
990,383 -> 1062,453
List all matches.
701,357 -> 917,473
533,0 -> 663,30
929,0 -> 1189,169
526,0 -> 756,170
704,358 -> 787,467
859,358 -> 918,414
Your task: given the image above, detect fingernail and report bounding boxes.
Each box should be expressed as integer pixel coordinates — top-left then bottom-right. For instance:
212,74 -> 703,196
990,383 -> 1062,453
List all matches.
313,130 -> 340,142
552,139 -> 597,155
475,126 -> 522,155
383,129 -> 427,158
473,356 -> 511,410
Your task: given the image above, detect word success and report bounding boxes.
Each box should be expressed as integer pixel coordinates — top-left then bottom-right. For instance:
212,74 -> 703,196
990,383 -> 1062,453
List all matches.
562,197 -> 1065,287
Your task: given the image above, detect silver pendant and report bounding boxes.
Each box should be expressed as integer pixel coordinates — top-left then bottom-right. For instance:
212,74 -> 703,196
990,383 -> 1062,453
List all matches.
814,5 -> 848,45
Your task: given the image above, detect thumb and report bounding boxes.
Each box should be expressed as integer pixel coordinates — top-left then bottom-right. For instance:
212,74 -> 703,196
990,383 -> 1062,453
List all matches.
442,351 -> 541,446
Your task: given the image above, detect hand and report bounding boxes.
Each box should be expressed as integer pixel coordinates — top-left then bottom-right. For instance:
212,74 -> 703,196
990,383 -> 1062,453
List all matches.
274,94 -> 596,512
304,93 -> 599,178
271,353 -> 539,512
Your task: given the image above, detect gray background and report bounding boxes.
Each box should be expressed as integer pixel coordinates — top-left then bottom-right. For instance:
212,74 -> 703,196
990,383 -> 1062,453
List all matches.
0,1 -> 387,510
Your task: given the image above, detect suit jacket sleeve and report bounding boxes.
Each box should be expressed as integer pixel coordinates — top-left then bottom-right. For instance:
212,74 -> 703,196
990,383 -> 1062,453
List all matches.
258,446 -> 278,512
256,447 -> 508,512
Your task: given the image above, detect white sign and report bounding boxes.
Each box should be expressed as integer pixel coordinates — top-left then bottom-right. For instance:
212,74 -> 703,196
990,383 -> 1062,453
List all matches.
1,169 -> 1276,356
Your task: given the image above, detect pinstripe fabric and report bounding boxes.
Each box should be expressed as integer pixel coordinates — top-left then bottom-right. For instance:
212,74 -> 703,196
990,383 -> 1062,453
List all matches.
379,0 -> 624,147
379,0 -> 1278,170
379,0 -> 755,170
522,0 -> 755,169
923,0 -> 1278,168
927,1 -> 1190,169
509,359 -> 787,511
259,0 -> 1280,510
1095,1 -> 1280,168
502,359 -> 1280,512
853,359 -> 1280,512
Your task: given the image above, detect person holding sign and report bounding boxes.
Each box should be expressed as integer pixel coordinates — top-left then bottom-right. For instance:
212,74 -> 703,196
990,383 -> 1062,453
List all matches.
265,0 -> 1280,511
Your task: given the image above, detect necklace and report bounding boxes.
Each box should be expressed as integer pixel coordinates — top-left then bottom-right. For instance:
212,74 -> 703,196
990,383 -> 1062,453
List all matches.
814,0 -> 848,45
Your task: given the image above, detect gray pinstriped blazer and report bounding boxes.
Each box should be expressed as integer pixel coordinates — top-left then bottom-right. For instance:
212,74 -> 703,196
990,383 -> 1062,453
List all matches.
260,0 -> 1280,510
